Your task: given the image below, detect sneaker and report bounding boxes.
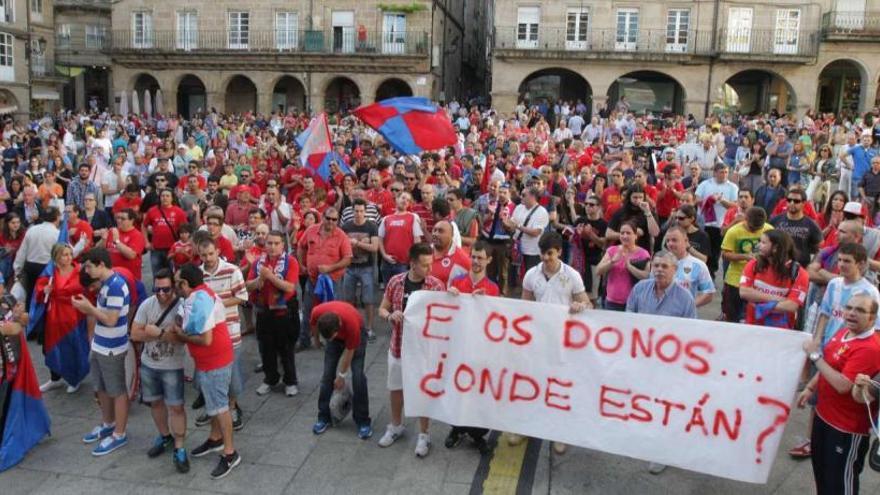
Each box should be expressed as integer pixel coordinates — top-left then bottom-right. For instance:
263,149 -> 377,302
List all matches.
191,437 -> 224,458
82,424 -> 115,444
191,393 -> 205,410
648,462 -> 667,475
253,363 -> 263,373
313,420 -> 329,435
366,330 -> 377,343
232,408 -> 243,431
173,448 -> 190,474
194,412 -> 211,427
285,385 -> 299,397
551,442 -> 567,455
39,379 -> 64,393
66,383 -> 81,394
210,451 -> 241,480
378,424 -> 405,447
256,383 -> 273,396
92,433 -> 128,456
147,434 -> 173,458
415,433 -> 431,458
444,429 -> 463,449
788,439 -> 811,458
506,433 -> 525,446
357,424 -> 373,440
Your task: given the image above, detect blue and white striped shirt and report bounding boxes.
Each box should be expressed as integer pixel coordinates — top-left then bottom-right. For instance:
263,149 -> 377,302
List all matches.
92,272 -> 131,356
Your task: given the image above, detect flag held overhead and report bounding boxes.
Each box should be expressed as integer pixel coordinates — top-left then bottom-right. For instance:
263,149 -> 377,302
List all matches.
353,97 -> 457,155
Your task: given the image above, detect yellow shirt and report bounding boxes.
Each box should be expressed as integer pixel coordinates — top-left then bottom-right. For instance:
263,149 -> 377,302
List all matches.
721,223 -> 774,287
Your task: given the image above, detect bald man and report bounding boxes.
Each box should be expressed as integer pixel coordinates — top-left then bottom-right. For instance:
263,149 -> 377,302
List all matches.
431,220 -> 471,286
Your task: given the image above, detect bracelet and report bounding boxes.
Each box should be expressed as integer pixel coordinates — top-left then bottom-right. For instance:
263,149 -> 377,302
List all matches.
337,371 -> 349,379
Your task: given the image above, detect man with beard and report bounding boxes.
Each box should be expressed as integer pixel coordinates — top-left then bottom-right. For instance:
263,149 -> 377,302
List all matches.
430,221 -> 471,286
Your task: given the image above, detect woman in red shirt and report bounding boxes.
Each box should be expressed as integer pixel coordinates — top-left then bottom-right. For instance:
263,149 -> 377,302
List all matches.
739,230 -> 809,329
0,212 -> 24,287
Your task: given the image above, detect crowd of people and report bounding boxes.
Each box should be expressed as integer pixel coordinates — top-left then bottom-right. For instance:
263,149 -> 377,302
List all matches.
2,98 -> 880,491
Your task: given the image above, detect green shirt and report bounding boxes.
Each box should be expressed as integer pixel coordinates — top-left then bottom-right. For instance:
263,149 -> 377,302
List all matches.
721,223 -> 773,287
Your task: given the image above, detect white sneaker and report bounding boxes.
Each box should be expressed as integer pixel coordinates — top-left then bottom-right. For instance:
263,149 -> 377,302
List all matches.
66,382 -> 81,394
506,432 -> 525,446
377,424 -> 405,447
414,433 -> 431,458
256,383 -> 272,396
285,385 -> 299,397
648,462 -> 667,475
39,379 -> 64,393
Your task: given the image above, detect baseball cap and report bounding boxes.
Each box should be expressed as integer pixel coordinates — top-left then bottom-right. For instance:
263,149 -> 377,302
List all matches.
844,201 -> 866,217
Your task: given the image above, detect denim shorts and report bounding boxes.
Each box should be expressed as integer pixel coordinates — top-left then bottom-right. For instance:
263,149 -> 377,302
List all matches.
195,364 -> 232,417
140,365 -> 185,406
343,265 -> 377,305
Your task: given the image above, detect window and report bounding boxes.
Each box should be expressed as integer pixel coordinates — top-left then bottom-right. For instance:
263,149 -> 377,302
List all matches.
566,8 -> 589,50
228,11 -> 249,49
0,0 -> 14,24
276,12 -> 298,50
29,0 -> 41,14
774,9 -> 800,54
516,6 -> 539,49
616,8 -> 638,51
31,39 -> 45,76
666,9 -> 689,52
132,11 -> 153,49
331,11 -> 354,53
726,7 -> 752,53
57,24 -> 71,49
383,13 -> 406,54
0,32 -> 12,81
177,11 -> 197,50
86,25 -> 107,49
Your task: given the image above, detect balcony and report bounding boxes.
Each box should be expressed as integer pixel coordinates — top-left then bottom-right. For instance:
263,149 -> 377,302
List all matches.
56,33 -> 112,68
822,11 -> 880,41
493,26 -> 819,63
108,29 -> 429,56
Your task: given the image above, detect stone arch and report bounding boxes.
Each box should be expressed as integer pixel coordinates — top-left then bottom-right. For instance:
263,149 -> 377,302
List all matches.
817,59 -> 870,114
517,68 -> 593,119
324,76 -> 361,113
224,74 -> 258,114
133,73 -> 160,115
0,89 -> 19,115
607,70 -> 686,115
176,74 -> 207,119
721,69 -> 797,115
375,78 -> 414,102
272,75 -> 307,114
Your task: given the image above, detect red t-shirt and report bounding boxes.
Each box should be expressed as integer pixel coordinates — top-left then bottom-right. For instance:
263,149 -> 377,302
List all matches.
432,246 -> 472,286
655,181 -> 683,219
108,227 -> 146,280
739,259 -> 808,329
177,174 -> 207,192
380,212 -> 421,264
601,186 -> 623,222
365,188 -> 395,217
69,219 -> 93,256
449,274 -> 500,296
310,301 -> 363,350
216,235 -> 235,262
112,196 -> 143,228
816,331 -> 880,434
169,240 -> 194,266
143,205 -> 188,250
297,225 -> 353,282
247,254 -> 300,309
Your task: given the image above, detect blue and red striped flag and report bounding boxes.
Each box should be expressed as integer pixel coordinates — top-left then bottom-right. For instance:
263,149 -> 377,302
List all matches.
0,331 -> 51,472
26,215 -> 89,387
295,113 -> 353,183
353,97 -> 458,155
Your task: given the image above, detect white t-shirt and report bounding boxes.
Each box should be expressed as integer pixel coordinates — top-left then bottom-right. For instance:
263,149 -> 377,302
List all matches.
523,262 -> 586,305
134,295 -> 185,370
101,170 -> 126,208
818,276 -> 880,346
511,203 -> 549,256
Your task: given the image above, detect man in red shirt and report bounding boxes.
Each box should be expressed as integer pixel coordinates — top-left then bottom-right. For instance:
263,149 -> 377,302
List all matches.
105,208 -> 146,280
431,220 -> 471,285
601,169 -> 625,222
142,189 -> 188,274
365,170 -> 394,217
297,207 -> 352,349
378,192 -> 424,282
309,301 -> 371,439
443,241 -> 498,454
245,231 -> 301,396
799,293 -> 880,495
410,184 -> 436,234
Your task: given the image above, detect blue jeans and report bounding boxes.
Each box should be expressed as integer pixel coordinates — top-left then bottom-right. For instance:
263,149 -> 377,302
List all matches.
317,330 -> 370,427
342,265 -> 377,305
299,277 -> 342,348
149,249 -> 170,281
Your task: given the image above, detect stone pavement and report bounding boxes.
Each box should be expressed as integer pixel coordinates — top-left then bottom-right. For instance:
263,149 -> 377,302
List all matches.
2,301 -> 880,494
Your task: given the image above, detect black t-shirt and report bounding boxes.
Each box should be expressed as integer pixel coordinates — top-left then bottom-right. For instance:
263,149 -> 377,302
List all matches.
769,214 -> 822,266
688,229 -> 711,258
342,220 -> 378,267
575,216 -> 608,264
402,277 -> 425,311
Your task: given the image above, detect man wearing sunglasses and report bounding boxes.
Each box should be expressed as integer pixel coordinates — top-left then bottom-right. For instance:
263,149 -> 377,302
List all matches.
770,186 -> 822,267
130,269 -> 188,472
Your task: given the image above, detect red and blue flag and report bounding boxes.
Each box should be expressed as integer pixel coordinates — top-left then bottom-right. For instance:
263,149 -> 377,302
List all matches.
0,331 -> 51,472
26,215 -> 89,387
353,97 -> 458,155
295,113 -> 353,183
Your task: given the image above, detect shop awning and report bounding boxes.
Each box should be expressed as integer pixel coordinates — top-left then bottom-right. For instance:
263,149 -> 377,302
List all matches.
55,65 -> 85,77
32,89 -> 60,100
0,105 -> 18,114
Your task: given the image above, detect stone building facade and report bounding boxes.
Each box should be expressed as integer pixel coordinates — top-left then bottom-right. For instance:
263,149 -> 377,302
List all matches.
54,0 -> 111,111
491,0 -> 880,118
108,0 -> 487,117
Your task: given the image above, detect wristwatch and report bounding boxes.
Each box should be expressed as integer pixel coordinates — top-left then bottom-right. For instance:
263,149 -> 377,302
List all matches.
337,371 -> 349,379
808,351 -> 821,363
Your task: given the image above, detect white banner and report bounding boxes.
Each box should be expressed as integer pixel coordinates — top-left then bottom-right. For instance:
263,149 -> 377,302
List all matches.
402,291 -> 809,484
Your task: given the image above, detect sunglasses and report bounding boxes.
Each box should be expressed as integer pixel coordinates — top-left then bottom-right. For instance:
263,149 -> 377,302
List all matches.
586,202 -> 599,207
153,286 -> 173,294
786,197 -> 803,204
676,215 -> 689,220
391,188 -> 403,192
406,177 -> 417,181
325,216 -> 339,222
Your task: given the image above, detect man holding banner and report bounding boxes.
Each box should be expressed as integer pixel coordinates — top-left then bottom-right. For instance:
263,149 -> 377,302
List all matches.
514,231 -> 590,455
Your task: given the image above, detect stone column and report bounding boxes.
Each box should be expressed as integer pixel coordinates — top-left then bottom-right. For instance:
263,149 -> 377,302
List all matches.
206,91 -> 224,114
490,91 -> 518,114
684,99 -> 709,120
74,72 -> 85,110
257,91 -> 273,115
